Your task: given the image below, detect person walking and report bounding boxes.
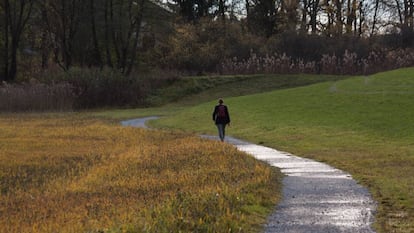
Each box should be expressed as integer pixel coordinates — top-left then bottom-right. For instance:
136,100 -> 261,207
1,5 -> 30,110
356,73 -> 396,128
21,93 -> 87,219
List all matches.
212,98 -> 230,142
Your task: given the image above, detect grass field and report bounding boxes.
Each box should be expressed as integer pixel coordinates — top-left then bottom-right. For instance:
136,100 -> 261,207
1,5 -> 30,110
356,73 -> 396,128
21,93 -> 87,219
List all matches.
5,69 -> 413,232
146,68 -> 414,233
0,114 -> 280,232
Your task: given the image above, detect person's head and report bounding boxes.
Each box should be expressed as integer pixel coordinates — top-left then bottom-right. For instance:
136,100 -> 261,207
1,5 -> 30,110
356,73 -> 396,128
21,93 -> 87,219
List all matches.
218,99 -> 224,104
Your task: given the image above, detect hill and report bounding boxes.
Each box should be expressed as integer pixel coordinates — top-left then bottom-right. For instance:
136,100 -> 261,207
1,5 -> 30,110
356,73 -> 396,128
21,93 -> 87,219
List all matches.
153,68 -> 414,233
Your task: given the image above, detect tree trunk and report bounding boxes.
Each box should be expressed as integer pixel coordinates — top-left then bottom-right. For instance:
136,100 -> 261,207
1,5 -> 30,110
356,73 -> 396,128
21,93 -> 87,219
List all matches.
345,0 -> 354,33
358,1 -> 363,36
119,0 -> 134,73
104,0 -> 113,67
335,0 -> 343,35
3,0 -> 10,82
404,0 -> 409,27
3,0 -> 33,81
126,0 -> 146,75
310,0 -> 320,33
301,0 -> 308,32
110,0 -> 121,69
371,0 -> 379,35
409,0 -> 414,27
41,6 -> 49,69
9,37 -> 18,82
90,0 -> 102,68
219,0 -> 226,21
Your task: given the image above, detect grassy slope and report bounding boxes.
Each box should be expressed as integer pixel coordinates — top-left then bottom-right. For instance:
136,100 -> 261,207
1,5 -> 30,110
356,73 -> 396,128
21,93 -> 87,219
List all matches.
152,68 -> 414,233
159,74 -> 347,107
93,74 -> 346,120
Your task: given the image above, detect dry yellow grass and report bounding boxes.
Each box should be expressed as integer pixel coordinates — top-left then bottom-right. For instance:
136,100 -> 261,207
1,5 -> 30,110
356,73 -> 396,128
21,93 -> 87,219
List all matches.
0,114 -> 280,232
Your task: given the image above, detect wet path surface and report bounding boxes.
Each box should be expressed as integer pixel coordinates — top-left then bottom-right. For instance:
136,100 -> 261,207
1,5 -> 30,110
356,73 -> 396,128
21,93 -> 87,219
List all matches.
228,137 -> 376,233
121,117 -> 159,129
122,118 -> 377,233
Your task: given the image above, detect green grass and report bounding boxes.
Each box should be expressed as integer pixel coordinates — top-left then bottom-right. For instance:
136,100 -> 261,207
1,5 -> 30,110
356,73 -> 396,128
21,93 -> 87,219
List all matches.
141,73 -> 347,107
144,68 -> 414,233
92,73 -> 346,120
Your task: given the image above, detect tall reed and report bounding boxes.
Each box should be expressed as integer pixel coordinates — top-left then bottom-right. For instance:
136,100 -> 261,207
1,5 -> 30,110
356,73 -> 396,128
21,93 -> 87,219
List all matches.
0,82 -> 76,112
220,48 -> 414,75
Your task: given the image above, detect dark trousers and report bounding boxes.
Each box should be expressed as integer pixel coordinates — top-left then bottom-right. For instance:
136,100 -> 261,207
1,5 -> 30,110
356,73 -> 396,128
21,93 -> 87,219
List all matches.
216,124 -> 226,141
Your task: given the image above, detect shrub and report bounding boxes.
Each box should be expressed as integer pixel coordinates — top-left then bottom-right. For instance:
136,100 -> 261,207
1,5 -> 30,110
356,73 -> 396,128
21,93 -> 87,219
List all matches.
0,81 -> 76,112
66,68 -> 180,109
60,68 -> 147,109
0,68 -> 180,112
156,20 -> 263,74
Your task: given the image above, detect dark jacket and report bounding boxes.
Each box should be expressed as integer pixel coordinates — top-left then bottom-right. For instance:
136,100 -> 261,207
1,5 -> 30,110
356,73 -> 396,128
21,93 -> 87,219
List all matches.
212,104 -> 230,124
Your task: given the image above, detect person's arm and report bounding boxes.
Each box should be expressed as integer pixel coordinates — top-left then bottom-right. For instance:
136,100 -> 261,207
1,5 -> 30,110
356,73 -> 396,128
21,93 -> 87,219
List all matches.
212,106 -> 217,121
226,106 -> 230,124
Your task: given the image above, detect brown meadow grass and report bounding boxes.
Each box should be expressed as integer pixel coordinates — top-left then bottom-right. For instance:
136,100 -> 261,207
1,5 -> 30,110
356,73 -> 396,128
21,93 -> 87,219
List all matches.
0,114 -> 280,232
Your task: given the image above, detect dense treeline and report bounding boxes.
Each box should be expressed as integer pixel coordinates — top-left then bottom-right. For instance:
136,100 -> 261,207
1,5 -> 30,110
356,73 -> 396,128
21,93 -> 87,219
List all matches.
1,0 -> 171,81
1,0 -> 414,110
2,0 -> 414,80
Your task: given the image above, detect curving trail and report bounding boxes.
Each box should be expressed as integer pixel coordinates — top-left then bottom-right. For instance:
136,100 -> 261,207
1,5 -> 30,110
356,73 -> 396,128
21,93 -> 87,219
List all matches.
121,117 -> 159,129
122,118 -> 377,233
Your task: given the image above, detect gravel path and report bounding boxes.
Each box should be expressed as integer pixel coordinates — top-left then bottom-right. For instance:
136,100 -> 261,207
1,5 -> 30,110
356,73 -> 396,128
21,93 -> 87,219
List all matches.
121,118 -> 377,233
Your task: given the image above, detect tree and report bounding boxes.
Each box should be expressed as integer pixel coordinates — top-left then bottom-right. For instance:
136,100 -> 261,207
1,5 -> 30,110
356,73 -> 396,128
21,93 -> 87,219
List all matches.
104,0 -> 147,75
396,0 -> 414,45
345,0 -> 357,34
1,0 -> 33,82
309,0 -> 321,33
40,0 -> 83,71
174,0 -> 216,22
89,0 -> 102,68
281,0 -> 300,31
334,0 -> 344,35
371,0 -> 380,35
247,0 -> 279,36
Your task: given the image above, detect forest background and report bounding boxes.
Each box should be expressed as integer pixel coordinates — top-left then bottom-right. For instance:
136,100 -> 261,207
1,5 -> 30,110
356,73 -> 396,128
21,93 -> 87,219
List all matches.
2,0 -> 414,111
